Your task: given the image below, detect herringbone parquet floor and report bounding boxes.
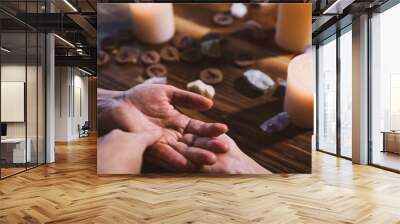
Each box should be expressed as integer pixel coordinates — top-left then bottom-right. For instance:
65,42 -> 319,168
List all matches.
1,136 -> 400,224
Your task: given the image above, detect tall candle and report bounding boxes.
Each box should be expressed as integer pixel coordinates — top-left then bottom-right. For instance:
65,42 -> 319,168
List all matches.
284,51 -> 313,128
275,3 -> 311,53
129,3 -> 175,44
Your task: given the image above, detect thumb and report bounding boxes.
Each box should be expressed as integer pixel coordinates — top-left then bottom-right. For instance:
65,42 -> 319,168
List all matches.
132,129 -> 163,147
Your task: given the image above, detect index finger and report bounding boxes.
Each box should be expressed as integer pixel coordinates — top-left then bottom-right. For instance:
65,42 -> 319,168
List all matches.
168,86 -> 213,111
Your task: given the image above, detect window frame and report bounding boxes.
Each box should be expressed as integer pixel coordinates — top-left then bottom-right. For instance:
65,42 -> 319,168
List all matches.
315,23 -> 353,160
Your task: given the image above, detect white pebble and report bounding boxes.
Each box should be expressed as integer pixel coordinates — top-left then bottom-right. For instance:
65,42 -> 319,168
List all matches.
230,3 -> 247,19
187,80 -> 215,99
244,69 -> 275,92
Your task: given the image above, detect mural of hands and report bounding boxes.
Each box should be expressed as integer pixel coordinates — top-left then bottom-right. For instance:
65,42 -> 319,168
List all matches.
97,84 -> 269,174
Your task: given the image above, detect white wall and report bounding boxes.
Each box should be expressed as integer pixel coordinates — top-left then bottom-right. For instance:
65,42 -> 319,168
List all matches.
55,66 -> 70,141
1,64 -> 39,138
54,67 -> 89,141
1,63 -> 46,163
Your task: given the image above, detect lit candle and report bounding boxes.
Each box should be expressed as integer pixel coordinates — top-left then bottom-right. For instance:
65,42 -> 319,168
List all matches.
129,3 -> 175,44
284,51 -> 313,128
275,3 -> 311,53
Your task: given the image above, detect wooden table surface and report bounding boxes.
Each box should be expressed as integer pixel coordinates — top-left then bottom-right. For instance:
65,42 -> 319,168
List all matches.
98,3 -> 312,173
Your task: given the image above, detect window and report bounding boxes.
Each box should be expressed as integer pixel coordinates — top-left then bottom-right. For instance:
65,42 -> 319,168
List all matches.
317,36 -> 337,154
339,28 -> 352,158
370,2 -> 400,171
316,25 -> 353,159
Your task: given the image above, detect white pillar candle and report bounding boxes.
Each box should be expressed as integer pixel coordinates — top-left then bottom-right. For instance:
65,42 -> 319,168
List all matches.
284,51 -> 313,128
275,3 -> 311,53
129,3 -> 175,44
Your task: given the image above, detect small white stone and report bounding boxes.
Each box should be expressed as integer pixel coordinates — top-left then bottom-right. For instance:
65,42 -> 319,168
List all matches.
243,69 -> 275,92
187,80 -> 215,99
230,3 -> 247,19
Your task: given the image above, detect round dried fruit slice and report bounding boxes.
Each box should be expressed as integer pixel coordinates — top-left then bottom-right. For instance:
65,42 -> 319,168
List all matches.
140,50 -> 161,65
199,68 -> 224,84
172,33 -> 195,49
145,63 -> 168,78
114,47 -> 139,64
160,46 -> 180,62
213,13 -> 233,26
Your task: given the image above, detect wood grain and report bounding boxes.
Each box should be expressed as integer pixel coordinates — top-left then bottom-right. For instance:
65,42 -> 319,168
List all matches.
1,135 -> 400,223
98,4 -> 311,173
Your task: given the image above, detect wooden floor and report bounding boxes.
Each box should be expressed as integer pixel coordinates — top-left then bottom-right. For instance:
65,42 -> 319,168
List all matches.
0,136 -> 400,223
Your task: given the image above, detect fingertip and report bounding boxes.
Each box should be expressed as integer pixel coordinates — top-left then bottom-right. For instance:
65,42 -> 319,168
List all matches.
199,98 -> 213,111
170,88 -> 213,111
204,153 -> 217,165
191,96 -> 213,112
209,140 -> 230,153
204,123 -> 229,137
214,123 -> 228,133
189,148 -> 217,165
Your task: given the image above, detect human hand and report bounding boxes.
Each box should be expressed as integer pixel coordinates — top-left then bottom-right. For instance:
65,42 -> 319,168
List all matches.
97,84 -> 229,172
97,129 -> 162,174
180,134 -> 272,174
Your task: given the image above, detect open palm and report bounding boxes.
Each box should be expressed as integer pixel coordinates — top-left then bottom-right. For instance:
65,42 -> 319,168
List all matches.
98,84 -> 229,172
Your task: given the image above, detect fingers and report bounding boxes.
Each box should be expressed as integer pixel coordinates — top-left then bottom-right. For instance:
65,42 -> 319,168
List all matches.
147,143 -> 187,167
169,141 -> 217,165
168,86 -> 213,111
185,119 -> 228,137
180,134 -> 229,153
145,142 -> 194,171
144,153 -> 195,172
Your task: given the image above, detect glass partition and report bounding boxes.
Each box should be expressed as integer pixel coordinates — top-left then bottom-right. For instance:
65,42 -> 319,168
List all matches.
0,1 -> 46,179
317,36 -> 337,154
1,30 -> 28,177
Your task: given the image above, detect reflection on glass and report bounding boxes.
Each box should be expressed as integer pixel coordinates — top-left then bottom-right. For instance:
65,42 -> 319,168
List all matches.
317,37 -> 337,154
340,29 -> 352,158
371,3 -> 400,171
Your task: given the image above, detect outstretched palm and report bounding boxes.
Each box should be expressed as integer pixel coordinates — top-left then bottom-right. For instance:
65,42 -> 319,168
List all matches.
98,84 -> 228,172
